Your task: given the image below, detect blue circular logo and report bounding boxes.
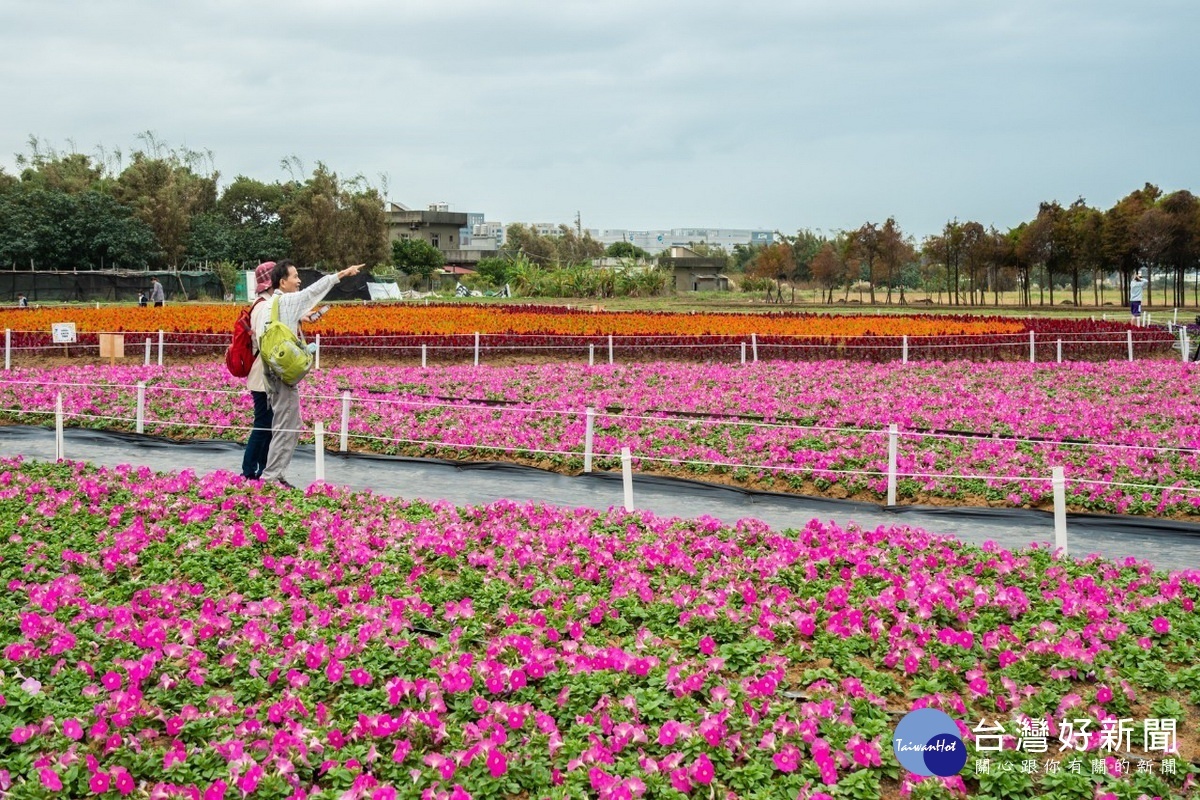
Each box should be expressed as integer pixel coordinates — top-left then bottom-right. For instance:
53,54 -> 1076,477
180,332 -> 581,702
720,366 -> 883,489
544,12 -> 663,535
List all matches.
893,709 -> 967,777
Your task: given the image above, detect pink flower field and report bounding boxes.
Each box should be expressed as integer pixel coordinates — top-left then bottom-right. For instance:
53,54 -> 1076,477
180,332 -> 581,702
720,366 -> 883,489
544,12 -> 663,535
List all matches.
2,360 -> 1199,517
0,458 -> 1197,798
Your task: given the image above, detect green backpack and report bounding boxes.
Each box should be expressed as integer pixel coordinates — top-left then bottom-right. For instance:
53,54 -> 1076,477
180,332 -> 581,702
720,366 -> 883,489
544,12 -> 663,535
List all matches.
259,295 -> 313,385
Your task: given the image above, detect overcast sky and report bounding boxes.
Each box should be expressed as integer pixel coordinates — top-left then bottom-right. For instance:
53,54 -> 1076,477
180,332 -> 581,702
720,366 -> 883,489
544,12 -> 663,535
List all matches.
1,0 -> 1196,240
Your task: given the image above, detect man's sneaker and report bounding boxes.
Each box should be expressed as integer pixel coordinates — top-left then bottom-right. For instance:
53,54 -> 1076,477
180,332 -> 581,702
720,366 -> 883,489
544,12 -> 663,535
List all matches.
278,479 -> 295,490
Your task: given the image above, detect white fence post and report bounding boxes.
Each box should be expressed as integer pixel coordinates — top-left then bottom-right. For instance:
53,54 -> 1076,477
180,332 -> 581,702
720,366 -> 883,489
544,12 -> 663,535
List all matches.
740,342 -> 746,364
621,446 -> 633,512
902,335 -> 908,364
584,407 -> 595,473
887,423 -> 898,506
340,391 -> 351,452
421,343 -> 427,368
1127,330 -> 1134,362
589,343 -> 594,366
314,421 -> 325,483
751,333 -> 758,363
3,329 -> 9,371
1184,327 -> 1191,364
474,332 -> 480,367
1056,338 -> 1062,363
314,334 -> 321,371
157,330 -> 164,367
136,382 -> 145,434
144,337 -> 151,367
1052,466 -> 1068,555
55,393 -> 64,461
608,334 -> 614,364
1029,331 -> 1035,363
1173,308 -> 1178,325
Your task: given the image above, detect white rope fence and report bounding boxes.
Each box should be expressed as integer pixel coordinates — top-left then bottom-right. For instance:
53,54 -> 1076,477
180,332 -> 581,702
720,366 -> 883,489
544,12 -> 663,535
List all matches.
0,325 -> 1184,368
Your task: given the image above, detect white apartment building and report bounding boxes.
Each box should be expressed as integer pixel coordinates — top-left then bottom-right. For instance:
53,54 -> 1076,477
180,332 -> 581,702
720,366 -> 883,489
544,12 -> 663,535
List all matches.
586,228 -> 775,253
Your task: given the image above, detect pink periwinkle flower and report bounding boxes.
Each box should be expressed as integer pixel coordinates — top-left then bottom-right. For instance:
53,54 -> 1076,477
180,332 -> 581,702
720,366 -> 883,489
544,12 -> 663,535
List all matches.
669,769 -> 691,793
773,744 -> 801,773
238,764 -> 263,794
90,772 -> 111,794
690,753 -> 714,786
487,748 -> 508,778
40,768 -> 63,791
114,768 -> 134,796
62,718 -> 84,740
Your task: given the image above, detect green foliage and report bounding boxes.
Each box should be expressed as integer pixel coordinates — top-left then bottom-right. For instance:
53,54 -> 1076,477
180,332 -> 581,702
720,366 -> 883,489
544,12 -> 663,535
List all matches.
211,260 -> 241,296
605,241 -> 650,260
111,145 -> 219,268
501,262 -> 671,299
739,275 -> 774,293
391,237 -> 446,289
186,176 -> 290,265
474,256 -> 512,287
279,163 -> 387,269
0,186 -> 157,270
502,222 -> 604,267
730,242 -> 763,272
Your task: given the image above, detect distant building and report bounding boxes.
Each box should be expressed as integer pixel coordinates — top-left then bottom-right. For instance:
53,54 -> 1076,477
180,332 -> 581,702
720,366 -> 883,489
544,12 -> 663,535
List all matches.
460,212 -> 485,247
463,220 -> 504,251
658,246 -> 731,292
385,202 -> 469,253
587,227 -> 774,254
527,222 -> 561,237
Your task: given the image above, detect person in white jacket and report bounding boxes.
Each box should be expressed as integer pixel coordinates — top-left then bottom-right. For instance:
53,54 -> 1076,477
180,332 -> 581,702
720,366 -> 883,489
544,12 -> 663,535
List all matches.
256,259 -> 363,487
240,261 -> 277,479
1129,271 -> 1147,324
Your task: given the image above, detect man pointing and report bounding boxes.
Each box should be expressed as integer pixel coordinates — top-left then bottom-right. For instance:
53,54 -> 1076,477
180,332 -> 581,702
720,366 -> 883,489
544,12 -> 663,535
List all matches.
256,260 -> 363,487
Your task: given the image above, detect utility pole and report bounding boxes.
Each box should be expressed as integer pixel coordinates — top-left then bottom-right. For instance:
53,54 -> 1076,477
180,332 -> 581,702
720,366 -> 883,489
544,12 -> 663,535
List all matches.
575,211 -> 582,237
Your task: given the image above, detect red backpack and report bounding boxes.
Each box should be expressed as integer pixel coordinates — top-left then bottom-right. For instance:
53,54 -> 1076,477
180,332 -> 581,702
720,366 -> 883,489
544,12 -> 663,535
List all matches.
225,297 -> 267,378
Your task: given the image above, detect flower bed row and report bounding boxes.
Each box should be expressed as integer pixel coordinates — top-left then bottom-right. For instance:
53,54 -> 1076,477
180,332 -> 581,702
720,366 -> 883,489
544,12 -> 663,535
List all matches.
0,306 -> 1032,338
2,360 -> 1200,517
0,307 -> 1180,363
0,458 -> 1197,798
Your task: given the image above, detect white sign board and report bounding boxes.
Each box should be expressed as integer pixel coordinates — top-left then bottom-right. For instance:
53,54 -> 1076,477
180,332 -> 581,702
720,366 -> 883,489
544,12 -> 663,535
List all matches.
51,323 -> 77,344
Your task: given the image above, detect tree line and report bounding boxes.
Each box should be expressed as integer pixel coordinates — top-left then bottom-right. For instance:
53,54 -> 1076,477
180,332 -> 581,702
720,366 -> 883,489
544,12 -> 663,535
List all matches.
0,135 -> 387,273
2,137 -> 1197,306
738,185 -> 1200,307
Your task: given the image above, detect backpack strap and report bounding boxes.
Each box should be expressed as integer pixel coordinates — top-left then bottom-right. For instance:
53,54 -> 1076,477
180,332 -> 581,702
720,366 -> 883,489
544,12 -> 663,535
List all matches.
270,294 -> 281,323
249,296 -> 267,353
